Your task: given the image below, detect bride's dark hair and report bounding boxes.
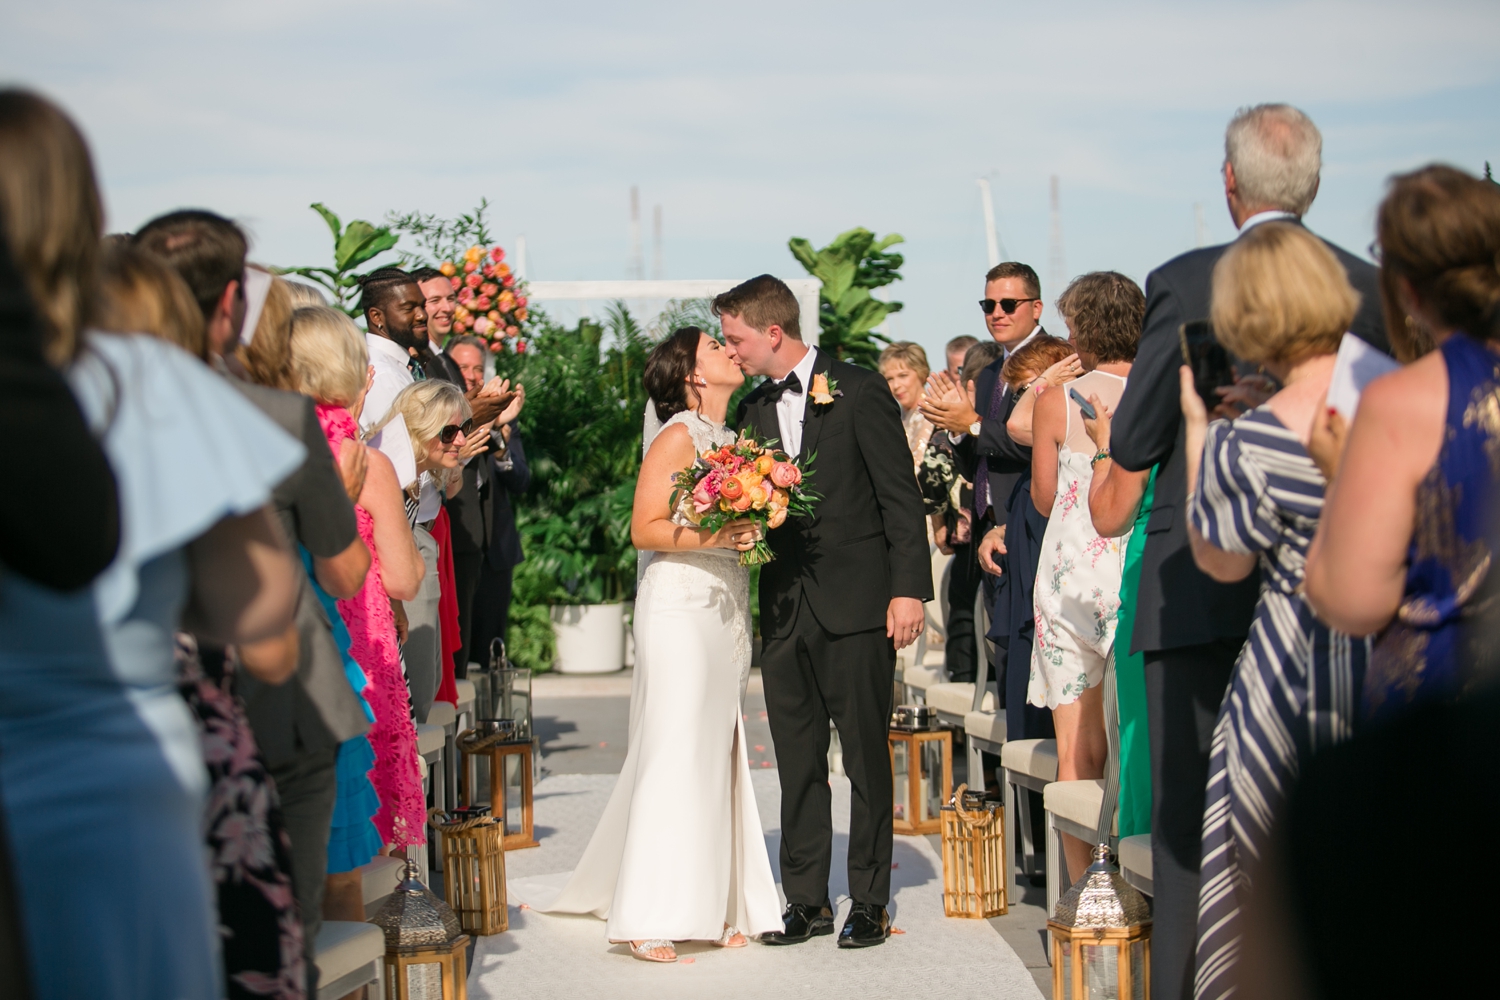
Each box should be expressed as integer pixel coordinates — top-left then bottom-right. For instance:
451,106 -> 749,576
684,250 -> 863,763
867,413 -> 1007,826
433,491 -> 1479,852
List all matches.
643,326 -> 705,422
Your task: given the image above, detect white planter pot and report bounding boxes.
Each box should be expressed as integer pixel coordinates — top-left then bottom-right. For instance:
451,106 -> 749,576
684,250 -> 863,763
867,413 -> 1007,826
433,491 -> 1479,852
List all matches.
550,602 -> 626,674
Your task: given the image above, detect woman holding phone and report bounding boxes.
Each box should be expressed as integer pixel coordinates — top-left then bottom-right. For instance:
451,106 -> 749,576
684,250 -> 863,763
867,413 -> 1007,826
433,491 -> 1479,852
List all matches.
1025,271 -> 1144,885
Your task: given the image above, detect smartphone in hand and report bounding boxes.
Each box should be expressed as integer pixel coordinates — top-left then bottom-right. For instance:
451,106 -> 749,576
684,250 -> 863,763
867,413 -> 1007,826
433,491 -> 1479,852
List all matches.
1178,320 -> 1236,409
1068,386 -> 1097,420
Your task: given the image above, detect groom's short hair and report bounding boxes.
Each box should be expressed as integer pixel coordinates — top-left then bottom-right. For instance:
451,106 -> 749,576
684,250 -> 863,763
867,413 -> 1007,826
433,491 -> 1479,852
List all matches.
712,274 -> 801,340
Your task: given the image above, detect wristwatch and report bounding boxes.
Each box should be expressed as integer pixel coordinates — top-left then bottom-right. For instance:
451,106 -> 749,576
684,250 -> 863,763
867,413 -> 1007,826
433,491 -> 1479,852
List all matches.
968,419 -> 982,437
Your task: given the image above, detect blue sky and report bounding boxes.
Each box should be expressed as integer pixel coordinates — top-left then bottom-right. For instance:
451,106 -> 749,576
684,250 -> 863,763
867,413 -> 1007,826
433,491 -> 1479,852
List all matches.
5,0 -> 1498,362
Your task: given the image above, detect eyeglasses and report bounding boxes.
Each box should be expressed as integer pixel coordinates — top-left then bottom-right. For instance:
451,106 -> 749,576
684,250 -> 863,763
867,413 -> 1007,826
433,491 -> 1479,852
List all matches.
439,419 -> 475,444
980,297 -> 1040,315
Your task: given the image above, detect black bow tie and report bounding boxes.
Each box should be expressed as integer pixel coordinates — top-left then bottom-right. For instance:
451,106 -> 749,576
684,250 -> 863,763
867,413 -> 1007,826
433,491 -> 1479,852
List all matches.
764,371 -> 803,403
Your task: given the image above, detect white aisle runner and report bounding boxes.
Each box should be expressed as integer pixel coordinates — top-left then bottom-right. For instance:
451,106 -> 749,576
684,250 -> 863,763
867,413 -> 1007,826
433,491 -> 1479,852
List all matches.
470,770 -> 1043,999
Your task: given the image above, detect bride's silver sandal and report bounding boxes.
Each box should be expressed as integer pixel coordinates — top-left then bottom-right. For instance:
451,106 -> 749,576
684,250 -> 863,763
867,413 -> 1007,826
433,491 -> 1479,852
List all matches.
630,939 -> 677,963
713,925 -> 747,948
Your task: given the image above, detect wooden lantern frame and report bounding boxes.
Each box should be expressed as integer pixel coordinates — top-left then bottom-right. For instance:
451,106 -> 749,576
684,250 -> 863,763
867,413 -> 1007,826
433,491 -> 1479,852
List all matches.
1046,920 -> 1151,1000
384,934 -> 471,1000
459,737 -> 538,850
888,726 -> 953,835
940,783 -> 1008,918
431,811 -> 508,936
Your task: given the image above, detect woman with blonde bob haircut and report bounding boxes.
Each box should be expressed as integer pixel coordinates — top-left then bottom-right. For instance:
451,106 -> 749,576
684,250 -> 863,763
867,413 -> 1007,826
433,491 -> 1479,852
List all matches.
1177,220 -> 1371,1000
288,304 -> 370,411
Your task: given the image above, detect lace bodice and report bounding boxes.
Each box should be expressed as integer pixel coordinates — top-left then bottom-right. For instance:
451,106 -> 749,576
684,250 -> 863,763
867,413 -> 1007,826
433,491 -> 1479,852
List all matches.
663,410 -> 737,455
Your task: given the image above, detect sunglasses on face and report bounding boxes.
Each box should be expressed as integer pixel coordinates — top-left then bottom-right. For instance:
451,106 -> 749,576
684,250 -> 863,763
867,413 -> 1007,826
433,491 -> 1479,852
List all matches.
439,419 -> 475,445
979,297 -> 1040,316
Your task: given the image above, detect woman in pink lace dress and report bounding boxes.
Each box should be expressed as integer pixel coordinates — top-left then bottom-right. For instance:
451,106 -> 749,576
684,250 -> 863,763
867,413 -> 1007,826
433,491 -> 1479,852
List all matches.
288,306 -> 428,851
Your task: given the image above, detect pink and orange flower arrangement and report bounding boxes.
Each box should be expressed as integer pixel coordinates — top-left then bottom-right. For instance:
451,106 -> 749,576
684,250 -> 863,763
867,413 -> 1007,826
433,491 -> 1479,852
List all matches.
438,244 -> 531,353
669,434 -> 819,566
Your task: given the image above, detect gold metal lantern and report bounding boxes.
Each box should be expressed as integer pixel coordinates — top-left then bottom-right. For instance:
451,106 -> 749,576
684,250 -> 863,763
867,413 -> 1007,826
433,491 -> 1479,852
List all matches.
940,784 -> 1008,918
371,857 -> 471,1000
889,706 -> 953,835
1048,844 -> 1152,1000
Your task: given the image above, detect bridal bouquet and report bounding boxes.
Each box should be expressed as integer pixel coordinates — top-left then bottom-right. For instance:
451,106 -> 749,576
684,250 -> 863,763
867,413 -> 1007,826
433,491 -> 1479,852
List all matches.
669,434 -> 819,566
437,245 -> 530,351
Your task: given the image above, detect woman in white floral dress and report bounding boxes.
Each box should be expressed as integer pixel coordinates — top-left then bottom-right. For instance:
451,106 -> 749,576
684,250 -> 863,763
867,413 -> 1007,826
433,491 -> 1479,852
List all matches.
1025,272 -> 1144,883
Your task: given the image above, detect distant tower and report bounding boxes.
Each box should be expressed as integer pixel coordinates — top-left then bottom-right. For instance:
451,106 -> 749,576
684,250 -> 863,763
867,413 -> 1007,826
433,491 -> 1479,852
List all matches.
1048,175 -> 1066,295
977,178 -> 1003,267
627,185 -> 644,280
651,204 -> 664,280
1193,202 -> 1208,248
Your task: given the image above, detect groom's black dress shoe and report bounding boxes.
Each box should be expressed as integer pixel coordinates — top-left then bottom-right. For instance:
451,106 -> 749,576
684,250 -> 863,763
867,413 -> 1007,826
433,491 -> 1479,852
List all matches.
837,902 -> 891,948
760,902 -> 835,945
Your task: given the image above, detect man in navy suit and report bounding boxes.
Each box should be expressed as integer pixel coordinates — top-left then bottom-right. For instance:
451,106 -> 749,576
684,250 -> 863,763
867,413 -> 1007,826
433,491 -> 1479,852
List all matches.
1106,103 -> 1387,1000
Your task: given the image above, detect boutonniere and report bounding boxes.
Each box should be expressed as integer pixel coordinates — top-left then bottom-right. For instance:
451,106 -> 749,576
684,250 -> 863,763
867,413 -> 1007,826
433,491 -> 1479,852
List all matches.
809,373 -> 842,407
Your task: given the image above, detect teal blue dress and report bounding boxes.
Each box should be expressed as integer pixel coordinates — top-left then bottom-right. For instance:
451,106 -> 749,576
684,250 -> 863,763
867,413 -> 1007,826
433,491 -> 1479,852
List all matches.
0,334 -> 303,999
303,549 -> 383,873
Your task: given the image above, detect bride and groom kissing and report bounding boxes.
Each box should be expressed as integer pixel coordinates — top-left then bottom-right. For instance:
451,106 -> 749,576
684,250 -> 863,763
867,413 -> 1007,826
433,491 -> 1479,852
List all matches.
517,275 -> 932,962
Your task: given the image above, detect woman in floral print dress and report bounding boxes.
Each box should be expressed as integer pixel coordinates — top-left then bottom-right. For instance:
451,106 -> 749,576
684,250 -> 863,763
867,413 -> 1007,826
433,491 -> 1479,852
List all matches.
1024,271 -> 1144,884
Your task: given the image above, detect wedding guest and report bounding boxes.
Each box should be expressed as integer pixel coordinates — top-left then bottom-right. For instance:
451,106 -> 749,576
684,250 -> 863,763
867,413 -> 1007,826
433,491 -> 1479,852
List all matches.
920,263 -> 1061,742
415,265 -> 458,352
1105,104 -> 1388,998
879,341 -> 935,473
445,335 -> 529,676
133,213 -> 375,997
358,267 -> 429,432
917,340 -> 1001,684
0,89 -> 302,1000
285,281 -> 327,308
1305,164 -> 1500,722
1172,223 -> 1372,1000
288,305 -> 429,857
97,240 -> 206,358
1025,272 -> 1144,884
944,335 -> 980,385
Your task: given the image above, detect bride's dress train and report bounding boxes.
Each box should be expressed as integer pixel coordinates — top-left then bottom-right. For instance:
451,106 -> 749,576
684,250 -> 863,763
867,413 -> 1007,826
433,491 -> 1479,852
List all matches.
520,411 -> 782,942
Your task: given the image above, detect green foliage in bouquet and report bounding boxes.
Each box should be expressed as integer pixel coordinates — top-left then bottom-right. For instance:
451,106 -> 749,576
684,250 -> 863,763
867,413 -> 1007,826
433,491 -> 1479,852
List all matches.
282,203 -> 400,315
788,227 -> 905,369
498,303 -> 652,623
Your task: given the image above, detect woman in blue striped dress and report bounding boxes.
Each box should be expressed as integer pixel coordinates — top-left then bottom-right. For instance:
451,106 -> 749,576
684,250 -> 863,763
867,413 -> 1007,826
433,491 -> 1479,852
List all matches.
1178,222 -> 1373,1000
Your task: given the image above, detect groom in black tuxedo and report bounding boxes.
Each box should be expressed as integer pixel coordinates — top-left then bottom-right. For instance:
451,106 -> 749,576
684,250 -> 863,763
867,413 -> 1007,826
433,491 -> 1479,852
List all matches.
717,276 -> 931,949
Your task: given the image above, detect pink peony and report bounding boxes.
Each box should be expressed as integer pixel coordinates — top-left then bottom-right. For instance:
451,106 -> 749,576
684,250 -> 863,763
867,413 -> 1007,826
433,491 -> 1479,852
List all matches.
482,263 -> 495,278
507,325 -> 519,335
465,272 -> 482,289
448,276 -> 461,290
489,341 -> 502,353
491,246 -> 505,262
769,462 -> 801,488
692,482 -> 715,512
481,282 -> 500,297
474,316 -> 492,334
515,340 -> 526,353
476,295 -> 492,310
503,274 -> 516,288
464,260 -> 478,273
517,295 -> 528,308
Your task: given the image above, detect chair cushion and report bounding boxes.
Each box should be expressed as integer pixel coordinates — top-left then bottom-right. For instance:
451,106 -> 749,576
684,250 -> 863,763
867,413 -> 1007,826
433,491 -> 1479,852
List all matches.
425,701 -> 457,728
927,682 -> 996,716
454,678 -> 476,709
963,710 -> 1006,745
1044,779 -> 1106,830
416,722 -> 445,756
1118,834 -> 1152,882
902,662 -> 945,693
358,855 -> 404,910
315,920 -> 384,985
1000,739 -> 1058,782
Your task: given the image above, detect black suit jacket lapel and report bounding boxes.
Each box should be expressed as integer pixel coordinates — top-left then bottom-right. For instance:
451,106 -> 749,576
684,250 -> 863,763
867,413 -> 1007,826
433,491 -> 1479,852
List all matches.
796,351 -> 834,460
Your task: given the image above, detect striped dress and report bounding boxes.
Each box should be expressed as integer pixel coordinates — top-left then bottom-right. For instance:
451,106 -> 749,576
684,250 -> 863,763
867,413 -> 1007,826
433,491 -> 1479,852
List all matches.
1188,407 -> 1369,1000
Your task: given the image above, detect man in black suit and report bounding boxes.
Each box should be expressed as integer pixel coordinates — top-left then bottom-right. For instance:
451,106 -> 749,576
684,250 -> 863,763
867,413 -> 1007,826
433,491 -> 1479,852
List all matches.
1106,103 -> 1387,1000
921,261 -> 1066,741
720,275 -> 931,949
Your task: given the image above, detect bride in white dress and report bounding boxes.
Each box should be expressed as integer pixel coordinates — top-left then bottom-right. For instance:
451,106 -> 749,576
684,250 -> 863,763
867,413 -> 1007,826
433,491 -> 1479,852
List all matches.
523,326 -> 783,961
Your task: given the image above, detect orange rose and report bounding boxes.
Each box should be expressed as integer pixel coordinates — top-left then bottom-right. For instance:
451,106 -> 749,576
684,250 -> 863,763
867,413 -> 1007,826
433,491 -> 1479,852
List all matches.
767,506 -> 788,528
731,492 -> 754,512
771,488 -> 789,506
749,484 -> 770,510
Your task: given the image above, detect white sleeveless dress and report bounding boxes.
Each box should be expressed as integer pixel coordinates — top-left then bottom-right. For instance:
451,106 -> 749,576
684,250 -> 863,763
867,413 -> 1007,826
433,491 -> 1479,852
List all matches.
523,411 -> 782,941
1028,371 -> 1132,709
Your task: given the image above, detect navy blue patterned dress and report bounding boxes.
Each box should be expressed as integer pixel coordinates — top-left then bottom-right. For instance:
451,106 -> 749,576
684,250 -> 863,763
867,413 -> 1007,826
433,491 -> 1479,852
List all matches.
1188,406 -> 1370,1000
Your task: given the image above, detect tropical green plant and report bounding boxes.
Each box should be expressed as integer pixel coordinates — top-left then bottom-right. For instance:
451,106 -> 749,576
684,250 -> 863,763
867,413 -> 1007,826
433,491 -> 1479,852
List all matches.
788,227 -> 905,369
281,203 -> 400,315
387,198 -> 495,270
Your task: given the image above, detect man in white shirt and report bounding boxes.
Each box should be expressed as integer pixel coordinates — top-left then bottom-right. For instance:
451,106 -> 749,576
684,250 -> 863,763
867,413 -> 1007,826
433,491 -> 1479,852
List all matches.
358,268 -> 431,433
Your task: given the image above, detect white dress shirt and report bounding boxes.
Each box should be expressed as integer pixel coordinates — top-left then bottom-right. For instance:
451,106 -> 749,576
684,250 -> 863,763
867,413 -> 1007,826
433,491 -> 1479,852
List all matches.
773,345 -> 820,457
1237,209 -> 1297,235
362,333 -> 415,433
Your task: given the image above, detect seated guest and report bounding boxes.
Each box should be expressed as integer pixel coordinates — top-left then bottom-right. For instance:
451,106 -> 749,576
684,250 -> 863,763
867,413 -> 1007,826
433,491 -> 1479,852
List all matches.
1024,273 -> 1144,884
1180,221 -> 1372,999
288,305 -> 429,858
0,89 -> 301,1000
879,341 -> 935,474
1305,165 -> 1500,722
